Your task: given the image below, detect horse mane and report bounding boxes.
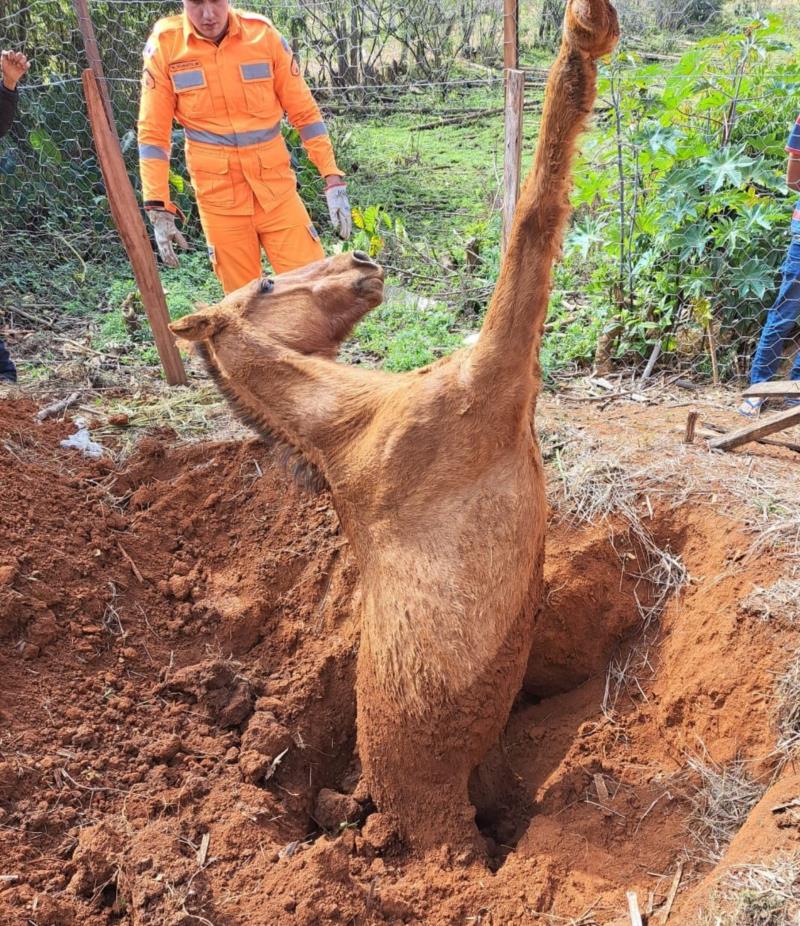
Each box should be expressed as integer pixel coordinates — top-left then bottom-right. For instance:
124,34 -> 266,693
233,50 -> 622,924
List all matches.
195,342 -> 328,494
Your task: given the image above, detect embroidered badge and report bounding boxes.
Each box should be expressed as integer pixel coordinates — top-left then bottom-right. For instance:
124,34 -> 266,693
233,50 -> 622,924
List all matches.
142,68 -> 155,90
143,39 -> 156,60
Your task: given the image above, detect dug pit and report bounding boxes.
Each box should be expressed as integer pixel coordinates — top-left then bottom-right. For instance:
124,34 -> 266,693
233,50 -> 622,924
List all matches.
1,397 -> 797,925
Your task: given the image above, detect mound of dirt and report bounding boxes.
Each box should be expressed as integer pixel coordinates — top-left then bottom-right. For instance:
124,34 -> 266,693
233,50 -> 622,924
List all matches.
1,396 -> 798,925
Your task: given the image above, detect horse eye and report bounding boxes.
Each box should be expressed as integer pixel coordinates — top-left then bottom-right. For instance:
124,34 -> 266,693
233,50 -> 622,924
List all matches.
259,277 -> 274,294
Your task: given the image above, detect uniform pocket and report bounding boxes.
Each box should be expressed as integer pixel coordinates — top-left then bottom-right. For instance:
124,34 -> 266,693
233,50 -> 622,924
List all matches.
258,144 -> 297,201
187,150 -> 234,210
240,61 -> 274,117
171,66 -> 213,119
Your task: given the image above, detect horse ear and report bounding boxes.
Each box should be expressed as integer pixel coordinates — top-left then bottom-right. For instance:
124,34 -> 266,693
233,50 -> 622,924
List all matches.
169,307 -> 225,342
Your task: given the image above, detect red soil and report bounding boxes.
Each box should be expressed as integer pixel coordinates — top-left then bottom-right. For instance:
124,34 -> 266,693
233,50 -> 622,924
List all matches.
1,395 -> 798,925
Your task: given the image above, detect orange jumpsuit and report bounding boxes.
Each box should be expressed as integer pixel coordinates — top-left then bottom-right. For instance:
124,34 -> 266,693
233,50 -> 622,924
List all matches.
138,9 -> 342,293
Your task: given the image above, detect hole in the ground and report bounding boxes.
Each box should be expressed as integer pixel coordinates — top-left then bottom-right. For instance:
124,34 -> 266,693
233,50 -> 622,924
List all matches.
7,399 -> 795,925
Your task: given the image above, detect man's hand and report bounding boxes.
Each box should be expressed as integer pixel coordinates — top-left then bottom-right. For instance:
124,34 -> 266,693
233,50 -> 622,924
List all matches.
324,178 -> 352,240
148,209 -> 188,268
1,51 -> 30,91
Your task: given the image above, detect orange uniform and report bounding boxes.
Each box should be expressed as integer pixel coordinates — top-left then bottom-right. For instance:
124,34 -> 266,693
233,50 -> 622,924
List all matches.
138,9 -> 342,292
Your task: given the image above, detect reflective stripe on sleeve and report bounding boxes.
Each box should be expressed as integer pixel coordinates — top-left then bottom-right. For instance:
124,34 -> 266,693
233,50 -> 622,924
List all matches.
139,143 -> 170,161
299,122 -> 328,141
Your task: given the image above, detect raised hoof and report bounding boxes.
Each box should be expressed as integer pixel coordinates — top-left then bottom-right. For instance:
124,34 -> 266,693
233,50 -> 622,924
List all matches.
566,0 -> 620,59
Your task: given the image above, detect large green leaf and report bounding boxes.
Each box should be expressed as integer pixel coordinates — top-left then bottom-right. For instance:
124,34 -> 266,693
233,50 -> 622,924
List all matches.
699,148 -> 756,193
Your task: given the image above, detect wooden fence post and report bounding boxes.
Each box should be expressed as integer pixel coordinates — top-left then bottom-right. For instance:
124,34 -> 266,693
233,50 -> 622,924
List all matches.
503,0 -> 519,69
82,70 -> 187,386
502,68 -> 524,255
73,0 -> 117,135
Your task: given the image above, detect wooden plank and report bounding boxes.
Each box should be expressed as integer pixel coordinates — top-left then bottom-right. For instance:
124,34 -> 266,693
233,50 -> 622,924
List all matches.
82,70 -> 187,386
743,380 -> 800,398
502,68 -> 524,256
708,405 -> 800,451
700,421 -> 800,454
73,0 -> 117,134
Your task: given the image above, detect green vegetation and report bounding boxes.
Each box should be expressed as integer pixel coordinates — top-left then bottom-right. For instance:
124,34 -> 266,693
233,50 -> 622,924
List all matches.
2,4 -> 799,383
564,15 -> 800,376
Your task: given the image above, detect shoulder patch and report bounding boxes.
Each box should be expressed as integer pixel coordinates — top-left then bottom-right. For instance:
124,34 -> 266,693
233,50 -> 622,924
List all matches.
143,16 -> 181,58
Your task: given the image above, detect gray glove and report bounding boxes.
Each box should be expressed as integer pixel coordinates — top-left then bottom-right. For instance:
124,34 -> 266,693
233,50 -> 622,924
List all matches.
324,182 -> 352,240
148,209 -> 188,268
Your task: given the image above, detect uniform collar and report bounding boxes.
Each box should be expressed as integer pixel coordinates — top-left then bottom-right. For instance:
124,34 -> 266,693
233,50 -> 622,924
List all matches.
182,8 -> 240,44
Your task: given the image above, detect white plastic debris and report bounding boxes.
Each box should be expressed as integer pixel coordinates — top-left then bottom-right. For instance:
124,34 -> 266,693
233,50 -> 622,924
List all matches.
60,417 -> 105,460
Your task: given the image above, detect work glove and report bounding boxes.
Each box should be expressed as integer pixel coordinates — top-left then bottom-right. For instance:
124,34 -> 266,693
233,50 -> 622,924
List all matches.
324,180 -> 352,240
148,209 -> 188,268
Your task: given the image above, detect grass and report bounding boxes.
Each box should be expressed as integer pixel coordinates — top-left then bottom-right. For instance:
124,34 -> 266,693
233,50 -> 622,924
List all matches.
740,579 -> 800,623
684,753 -> 765,865
94,251 -> 223,356
348,290 -> 466,372
775,650 -> 800,759
697,856 -> 800,925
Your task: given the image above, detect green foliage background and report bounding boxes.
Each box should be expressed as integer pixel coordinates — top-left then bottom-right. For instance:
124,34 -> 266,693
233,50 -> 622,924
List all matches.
1,2 -> 799,381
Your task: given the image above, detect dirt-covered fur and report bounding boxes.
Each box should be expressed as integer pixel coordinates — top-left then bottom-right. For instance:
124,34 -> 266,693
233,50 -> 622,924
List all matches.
171,0 -> 619,854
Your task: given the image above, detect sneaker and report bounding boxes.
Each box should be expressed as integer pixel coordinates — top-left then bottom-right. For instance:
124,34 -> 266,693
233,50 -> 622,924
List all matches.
738,396 -> 764,418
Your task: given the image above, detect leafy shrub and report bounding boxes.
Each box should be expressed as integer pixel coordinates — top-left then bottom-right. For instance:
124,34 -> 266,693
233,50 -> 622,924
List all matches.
563,16 -> 800,375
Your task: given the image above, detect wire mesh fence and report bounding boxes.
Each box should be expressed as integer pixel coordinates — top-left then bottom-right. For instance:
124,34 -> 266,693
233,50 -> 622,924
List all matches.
0,0 -> 799,387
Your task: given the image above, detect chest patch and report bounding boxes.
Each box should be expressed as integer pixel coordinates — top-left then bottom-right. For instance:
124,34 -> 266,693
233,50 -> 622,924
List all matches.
169,64 -> 206,92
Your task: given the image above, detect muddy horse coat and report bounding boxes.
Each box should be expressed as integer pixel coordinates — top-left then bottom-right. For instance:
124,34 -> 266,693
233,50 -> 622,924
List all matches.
172,0 -> 620,853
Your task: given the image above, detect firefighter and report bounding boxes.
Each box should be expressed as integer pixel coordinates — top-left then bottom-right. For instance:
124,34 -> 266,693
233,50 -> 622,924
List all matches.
137,0 -> 352,294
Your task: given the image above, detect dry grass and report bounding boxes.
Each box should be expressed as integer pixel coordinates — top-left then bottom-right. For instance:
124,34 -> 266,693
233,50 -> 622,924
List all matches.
683,753 -> 765,866
697,855 -> 800,925
775,650 -> 800,760
740,579 -> 800,624
76,383 -> 242,459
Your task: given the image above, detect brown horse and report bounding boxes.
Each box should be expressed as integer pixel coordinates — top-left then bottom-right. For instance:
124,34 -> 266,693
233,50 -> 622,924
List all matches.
171,0 -> 619,853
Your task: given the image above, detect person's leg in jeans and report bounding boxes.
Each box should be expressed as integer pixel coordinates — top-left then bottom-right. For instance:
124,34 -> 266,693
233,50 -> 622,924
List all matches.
0,337 -> 16,383
750,239 -> 800,385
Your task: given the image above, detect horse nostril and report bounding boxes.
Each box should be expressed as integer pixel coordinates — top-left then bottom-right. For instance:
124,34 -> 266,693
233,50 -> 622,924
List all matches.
352,250 -> 377,267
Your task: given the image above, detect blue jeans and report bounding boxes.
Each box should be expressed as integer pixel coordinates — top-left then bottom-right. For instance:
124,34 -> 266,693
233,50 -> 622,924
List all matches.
750,237 -> 800,384
0,338 -> 15,382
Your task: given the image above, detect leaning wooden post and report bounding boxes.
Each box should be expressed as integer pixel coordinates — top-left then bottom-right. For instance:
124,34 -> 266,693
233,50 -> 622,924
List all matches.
82,70 -> 187,385
502,68 -> 525,255
73,0 -> 117,136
